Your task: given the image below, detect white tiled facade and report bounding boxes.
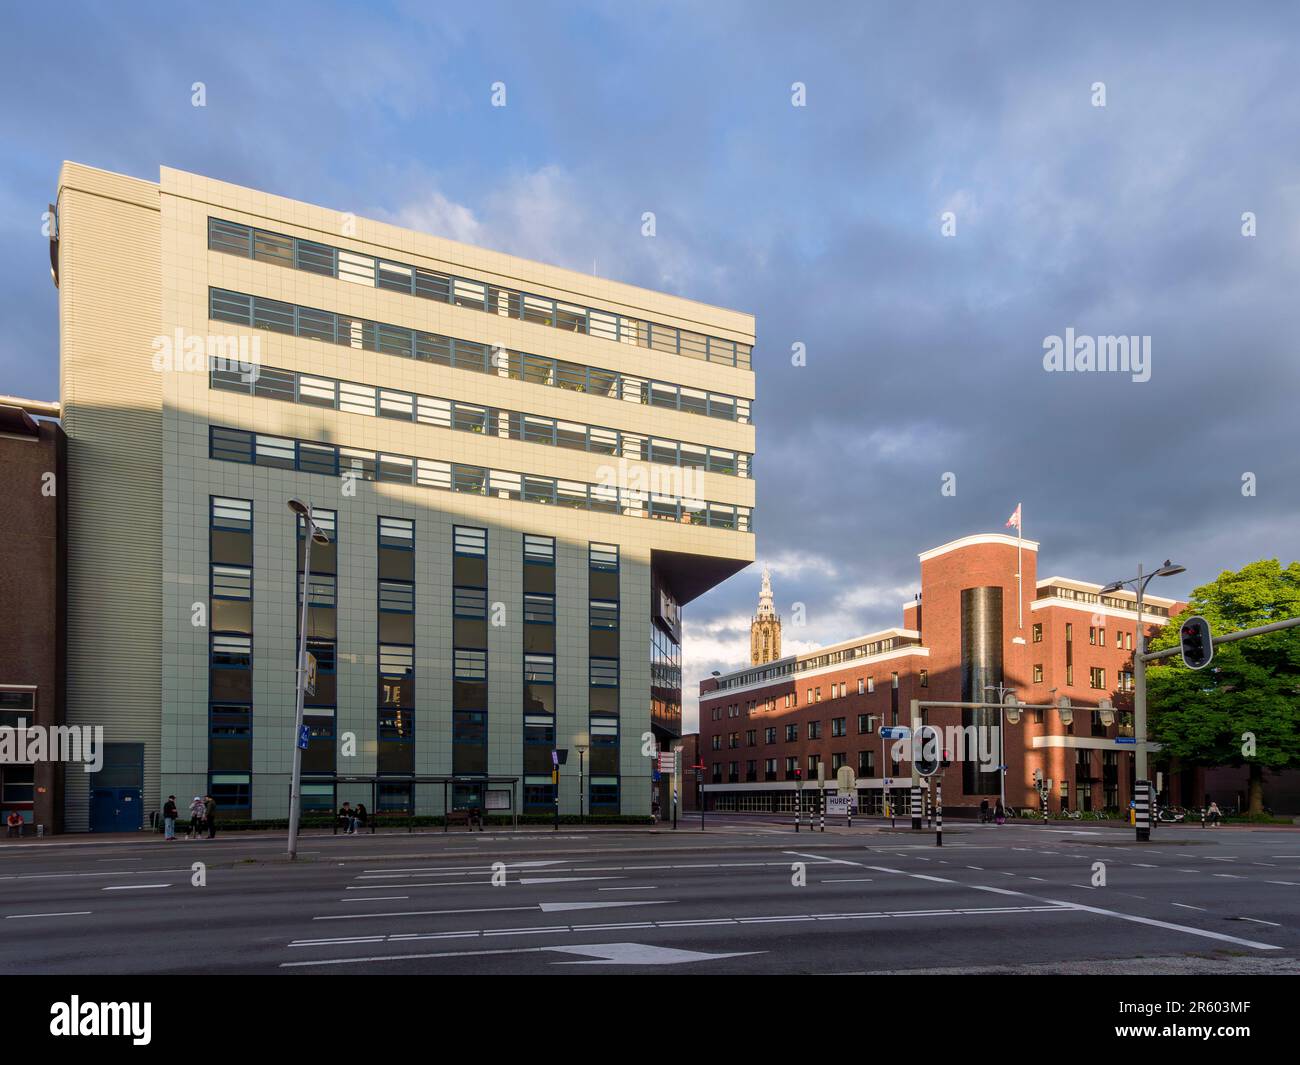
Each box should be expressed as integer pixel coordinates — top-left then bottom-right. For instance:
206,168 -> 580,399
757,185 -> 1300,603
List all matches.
55,162 -> 755,827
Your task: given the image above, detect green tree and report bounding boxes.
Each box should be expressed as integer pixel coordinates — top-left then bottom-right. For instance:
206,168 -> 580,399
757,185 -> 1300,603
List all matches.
1147,559 -> 1300,815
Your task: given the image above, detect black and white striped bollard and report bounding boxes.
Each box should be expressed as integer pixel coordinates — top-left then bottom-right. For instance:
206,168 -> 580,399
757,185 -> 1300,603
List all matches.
935,781 -> 943,846
911,784 -> 923,831
819,788 -> 825,832
1135,779 -> 1152,842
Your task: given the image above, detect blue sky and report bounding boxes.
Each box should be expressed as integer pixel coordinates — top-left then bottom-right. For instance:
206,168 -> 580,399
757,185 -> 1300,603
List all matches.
3,1 -> 1299,728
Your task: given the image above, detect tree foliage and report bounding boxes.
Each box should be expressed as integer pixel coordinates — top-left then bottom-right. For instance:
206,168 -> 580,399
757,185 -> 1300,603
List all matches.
1147,560 -> 1300,793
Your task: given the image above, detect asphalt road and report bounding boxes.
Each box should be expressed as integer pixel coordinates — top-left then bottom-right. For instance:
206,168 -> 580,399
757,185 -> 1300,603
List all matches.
1,816 -> 1298,974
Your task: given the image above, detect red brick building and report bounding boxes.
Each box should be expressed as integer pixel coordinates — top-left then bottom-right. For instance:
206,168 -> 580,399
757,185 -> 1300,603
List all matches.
0,400 -> 67,834
698,533 -> 1192,817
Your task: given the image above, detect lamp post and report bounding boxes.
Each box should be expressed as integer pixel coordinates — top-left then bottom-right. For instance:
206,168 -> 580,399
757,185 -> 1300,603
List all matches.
983,683 -> 1016,810
287,498 -> 329,861
1100,560 -> 1185,783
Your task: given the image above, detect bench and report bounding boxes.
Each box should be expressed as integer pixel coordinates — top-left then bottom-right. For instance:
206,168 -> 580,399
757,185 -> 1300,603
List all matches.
444,808 -> 484,832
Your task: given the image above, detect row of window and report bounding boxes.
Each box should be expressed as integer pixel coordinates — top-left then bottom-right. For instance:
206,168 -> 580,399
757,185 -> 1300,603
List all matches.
209,425 -> 754,531
1034,621 -> 1137,650
712,714 -> 881,749
211,363 -> 751,477
1036,587 -> 1170,618
709,672 -> 901,718
711,635 -> 920,691
209,288 -> 753,424
209,217 -> 752,368
711,750 -> 881,783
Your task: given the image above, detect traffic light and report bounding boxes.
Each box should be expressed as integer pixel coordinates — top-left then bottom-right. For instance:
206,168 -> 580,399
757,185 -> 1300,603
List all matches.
794,767 -> 802,780
915,725 -> 941,776
1179,615 -> 1214,670
940,747 -> 952,770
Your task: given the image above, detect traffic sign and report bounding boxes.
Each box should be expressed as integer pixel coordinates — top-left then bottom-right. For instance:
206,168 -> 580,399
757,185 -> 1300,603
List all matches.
836,766 -> 857,791
879,726 -> 910,740
297,724 -> 311,751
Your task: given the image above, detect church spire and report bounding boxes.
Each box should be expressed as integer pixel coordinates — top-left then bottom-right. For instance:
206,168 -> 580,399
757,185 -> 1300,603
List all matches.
750,564 -> 782,665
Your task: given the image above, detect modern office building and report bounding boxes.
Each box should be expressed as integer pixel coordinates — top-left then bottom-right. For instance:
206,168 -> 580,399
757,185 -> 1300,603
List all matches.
52,162 -> 755,829
699,533 -> 1194,817
0,399 -> 66,834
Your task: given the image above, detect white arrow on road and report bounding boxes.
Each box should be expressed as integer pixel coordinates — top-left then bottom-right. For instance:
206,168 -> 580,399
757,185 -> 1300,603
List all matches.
538,900 -> 672,913
549,943 -> 764,966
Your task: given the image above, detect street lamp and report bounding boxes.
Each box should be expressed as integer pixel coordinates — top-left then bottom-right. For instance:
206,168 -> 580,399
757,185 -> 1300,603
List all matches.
1099,560 -> 1185,782
287,498 -> 329,861
983,683 -> 1016,809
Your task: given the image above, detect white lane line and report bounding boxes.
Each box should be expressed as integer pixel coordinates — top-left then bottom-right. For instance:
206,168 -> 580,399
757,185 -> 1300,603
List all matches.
343,896 -> 409,902
1212,874 -> 1246,879
96,858 -> 143,862
1253,863 -> 1277,867
1236,917 -> 1281,927
966,866 -> 983,871
288,905 -> 1072,950
1026,877 -> 1047,882
518,877 -> 623,886
102,884 -> 171,891
1264,881 -> 1299,887
1172,903 -> 1206,911
821,878 -> 874,883
859,864 -> 1281,951
598,886 -> 657,892
1132,863 -> 1158,869
4,911 -> 93,919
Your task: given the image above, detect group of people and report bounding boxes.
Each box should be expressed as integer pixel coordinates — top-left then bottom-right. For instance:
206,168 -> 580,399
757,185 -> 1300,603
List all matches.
338,802 -> 368,835
978,798 -> 1008,824
161,795 -> 216,840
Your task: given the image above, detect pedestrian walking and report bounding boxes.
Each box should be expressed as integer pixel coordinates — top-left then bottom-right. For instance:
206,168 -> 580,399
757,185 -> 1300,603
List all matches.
163,795 -> 178,841
994,799 -> 1006,826
979,798 -> 990,824
204,794 -> 217,838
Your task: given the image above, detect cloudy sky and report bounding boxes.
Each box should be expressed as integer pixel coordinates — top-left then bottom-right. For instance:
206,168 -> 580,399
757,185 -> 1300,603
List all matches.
3,2 -> 1298,729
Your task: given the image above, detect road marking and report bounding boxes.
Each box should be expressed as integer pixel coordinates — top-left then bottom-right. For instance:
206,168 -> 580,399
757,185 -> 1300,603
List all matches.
289,905 -> 1073,951
282,941 -> 762,969
538,901 -> 672,913
966,866 -> 983,871
1235,917 -> 1281,927
821,878 -> 874,883
858,864 -> 1281,951
1026,877 -> 1046,882
1212,874 -> 1246,879
598,886 -> 657,892
4,911 -> 92,919
102,884 -> 171,891
1264,881 -> 1299,887
1171,903 -> 1206,911
344,896 -> 409,902
1132,863 -> 1158,869
518,877 -> 624,885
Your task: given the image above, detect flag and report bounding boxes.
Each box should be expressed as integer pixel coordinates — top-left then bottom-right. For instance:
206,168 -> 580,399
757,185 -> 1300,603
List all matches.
1005,503 -> 1022,531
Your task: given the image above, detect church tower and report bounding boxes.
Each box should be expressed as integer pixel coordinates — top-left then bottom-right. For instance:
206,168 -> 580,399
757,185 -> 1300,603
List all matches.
750,564 -> 782,665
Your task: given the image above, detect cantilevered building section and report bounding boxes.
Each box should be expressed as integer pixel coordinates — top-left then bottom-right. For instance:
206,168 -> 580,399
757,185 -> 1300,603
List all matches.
53,162 -> 755,829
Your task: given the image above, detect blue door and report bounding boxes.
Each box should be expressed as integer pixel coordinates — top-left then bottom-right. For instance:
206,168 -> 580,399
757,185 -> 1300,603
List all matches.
90,788 -> 142,832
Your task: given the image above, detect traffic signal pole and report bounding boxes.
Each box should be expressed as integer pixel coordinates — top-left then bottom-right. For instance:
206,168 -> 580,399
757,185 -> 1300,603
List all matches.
910,699 -> 922,831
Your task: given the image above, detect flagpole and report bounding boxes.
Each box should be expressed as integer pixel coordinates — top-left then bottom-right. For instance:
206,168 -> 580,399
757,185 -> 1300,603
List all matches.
1017,505 -> 1023,629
